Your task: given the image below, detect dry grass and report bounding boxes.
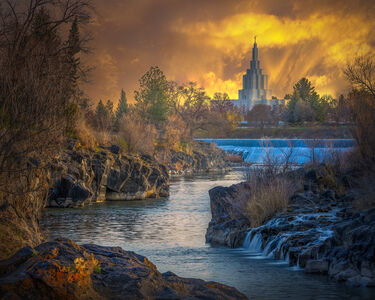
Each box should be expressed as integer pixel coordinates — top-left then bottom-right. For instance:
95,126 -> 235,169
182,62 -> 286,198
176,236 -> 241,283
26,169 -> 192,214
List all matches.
118,115 -> 157,155
75,118 -> 98,150
244,168 -> 298,227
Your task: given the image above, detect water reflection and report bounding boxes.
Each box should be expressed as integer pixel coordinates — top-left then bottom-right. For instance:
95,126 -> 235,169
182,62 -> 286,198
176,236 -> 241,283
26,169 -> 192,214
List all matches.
41,167 -> 375,299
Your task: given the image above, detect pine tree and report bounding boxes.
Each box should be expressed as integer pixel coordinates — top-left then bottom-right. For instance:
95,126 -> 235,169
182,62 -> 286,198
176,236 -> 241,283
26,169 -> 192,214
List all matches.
96,100 -> 106,117
134,66 -> 171,123
95,100 -> 107,130
67,18 -> 81,90
286,78 -> 324,123
116,89 -> 128,120
105,100 -> 114,116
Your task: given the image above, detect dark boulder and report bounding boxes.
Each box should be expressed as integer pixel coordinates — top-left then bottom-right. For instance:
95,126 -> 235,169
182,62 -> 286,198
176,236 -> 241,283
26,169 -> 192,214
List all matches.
0,239 -> 248,300
206,183 -> 251,247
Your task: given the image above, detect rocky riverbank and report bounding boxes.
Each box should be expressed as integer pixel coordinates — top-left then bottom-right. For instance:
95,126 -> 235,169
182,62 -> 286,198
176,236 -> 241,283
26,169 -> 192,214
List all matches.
206,165 -> 375,287
0,139 -> 229,259
168,141 -> 231,176
0,238 -> 247,299
47,140 -> 170,208
47,140 -> 230,208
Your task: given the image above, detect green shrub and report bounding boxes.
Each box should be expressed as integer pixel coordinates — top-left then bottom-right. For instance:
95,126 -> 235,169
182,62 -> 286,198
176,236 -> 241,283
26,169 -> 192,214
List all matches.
93,265 -> 101,274
117,138 -> 129,152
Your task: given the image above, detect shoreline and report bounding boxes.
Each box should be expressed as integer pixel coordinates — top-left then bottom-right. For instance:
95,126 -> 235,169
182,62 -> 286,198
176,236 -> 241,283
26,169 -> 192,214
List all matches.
205,164 -> 375,287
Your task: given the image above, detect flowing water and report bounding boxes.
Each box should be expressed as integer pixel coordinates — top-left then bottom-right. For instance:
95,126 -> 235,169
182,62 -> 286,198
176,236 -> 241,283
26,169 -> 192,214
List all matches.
41,166 -> 374,299
199,138 -> 355,164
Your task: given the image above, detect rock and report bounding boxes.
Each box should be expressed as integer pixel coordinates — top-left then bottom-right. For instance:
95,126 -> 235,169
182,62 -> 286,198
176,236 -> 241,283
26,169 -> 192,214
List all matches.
47,144 -> 170,207
168,141 -> 230,176
109,144 -> 120,154
304,260 -> 329,274
0,239 -> 248,300
206,183 -> 251,247
47,175 -> 92,208
206,218 -> 250,248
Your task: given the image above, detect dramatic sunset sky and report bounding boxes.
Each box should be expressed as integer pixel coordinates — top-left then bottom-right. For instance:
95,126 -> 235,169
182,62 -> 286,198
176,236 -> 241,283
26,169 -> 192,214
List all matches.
84,0 -> 375,103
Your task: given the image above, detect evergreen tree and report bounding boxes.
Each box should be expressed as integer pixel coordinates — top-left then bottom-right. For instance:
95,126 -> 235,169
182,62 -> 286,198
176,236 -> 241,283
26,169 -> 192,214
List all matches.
105,100 -> 114,116
96,100 -> 107,118
95,100 -> 107,130
116,89 -> 128,120
134,66 -> 171,124
286,78 -> 324,123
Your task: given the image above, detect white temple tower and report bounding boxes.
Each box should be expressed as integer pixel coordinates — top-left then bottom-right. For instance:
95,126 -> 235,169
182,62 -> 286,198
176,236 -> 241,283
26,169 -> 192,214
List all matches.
237,37 -> 272,110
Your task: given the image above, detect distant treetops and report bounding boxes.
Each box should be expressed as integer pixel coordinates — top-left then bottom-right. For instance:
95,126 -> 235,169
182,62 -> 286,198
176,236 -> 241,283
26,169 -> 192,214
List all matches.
284,77 -> 343,124
92,66 -> 240,136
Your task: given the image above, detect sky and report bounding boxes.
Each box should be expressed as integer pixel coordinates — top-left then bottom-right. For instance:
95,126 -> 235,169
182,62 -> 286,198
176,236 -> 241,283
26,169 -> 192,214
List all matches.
83,0 -> 375,103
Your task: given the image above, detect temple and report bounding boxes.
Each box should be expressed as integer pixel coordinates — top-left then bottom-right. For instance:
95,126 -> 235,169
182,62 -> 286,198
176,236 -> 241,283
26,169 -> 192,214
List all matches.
230,37 -> 282,111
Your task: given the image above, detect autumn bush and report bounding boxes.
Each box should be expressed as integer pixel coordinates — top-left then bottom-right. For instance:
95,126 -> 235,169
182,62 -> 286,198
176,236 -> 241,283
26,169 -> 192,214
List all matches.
244,167 -> 297,227
117,114 -> 157,155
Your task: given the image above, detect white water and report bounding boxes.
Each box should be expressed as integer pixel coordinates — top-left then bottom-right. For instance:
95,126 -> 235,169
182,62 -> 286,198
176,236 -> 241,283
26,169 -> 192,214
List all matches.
241,211 -> 341,265
199,139 -> 355,164
41,168 -> 374,299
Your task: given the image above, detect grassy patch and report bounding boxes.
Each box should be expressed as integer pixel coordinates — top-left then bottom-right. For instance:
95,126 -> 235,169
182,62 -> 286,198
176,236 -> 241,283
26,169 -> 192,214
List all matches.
93,265 -> 101,274
244,168 -> 299,227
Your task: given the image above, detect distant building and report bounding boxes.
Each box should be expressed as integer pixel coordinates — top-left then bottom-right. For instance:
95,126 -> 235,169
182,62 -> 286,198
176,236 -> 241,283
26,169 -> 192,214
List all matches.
230,37 -> 284,112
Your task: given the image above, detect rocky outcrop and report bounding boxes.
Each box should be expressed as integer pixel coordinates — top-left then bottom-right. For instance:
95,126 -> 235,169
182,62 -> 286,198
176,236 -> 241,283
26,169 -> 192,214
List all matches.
206,164 -> 375,287
47,141 -> 169,208
47,140 -> 229,207
168,141 -> 231,176
0,238 -> 247,299
242,202 -> 375,287
205,183 -> 251,247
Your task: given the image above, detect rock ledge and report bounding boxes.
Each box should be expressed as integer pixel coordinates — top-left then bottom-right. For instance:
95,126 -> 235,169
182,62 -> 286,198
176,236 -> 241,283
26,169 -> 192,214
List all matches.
0,239 -> 247,299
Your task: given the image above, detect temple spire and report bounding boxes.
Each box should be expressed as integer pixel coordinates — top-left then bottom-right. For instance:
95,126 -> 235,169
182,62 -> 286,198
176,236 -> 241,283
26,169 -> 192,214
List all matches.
252,36 -> 258,61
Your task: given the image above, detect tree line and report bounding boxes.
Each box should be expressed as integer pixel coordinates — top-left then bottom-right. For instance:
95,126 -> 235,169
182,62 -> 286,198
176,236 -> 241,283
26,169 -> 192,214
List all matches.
82,66 -> 241,154
245,77 -> 351,128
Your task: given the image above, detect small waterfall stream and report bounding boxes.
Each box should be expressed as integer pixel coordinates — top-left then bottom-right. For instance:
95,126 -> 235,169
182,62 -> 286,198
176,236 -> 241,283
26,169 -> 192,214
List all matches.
241,211 -> 341,267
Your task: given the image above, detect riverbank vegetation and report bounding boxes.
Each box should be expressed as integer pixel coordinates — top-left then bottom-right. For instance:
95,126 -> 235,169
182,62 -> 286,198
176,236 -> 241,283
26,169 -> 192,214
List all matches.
244,167 -> 297,227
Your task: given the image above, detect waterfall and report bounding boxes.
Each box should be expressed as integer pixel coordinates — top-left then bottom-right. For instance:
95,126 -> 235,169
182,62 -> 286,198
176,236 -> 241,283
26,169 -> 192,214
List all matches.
243,230 -> 263,252
198,139 -> 355,164
241,212 -> 339,266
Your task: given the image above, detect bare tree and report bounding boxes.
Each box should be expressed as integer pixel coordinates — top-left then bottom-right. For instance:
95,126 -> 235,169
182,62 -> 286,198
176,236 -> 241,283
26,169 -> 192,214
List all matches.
246,104 -> 272,129
0,0 -> 92,199
344,55 -> 375,164
344,55 -> 375,97
169,82 -> 210,138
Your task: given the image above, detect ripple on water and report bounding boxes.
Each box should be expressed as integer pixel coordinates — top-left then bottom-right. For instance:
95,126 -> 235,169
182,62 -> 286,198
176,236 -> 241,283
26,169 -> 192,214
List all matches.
41,167 -> 375,300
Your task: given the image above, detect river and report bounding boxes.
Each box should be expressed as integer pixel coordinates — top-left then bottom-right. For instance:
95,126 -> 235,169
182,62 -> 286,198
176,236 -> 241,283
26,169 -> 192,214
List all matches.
41,165 -> 374,299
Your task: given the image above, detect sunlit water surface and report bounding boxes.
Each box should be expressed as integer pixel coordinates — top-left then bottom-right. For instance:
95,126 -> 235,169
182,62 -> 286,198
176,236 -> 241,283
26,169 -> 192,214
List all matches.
41,167 -> 375,299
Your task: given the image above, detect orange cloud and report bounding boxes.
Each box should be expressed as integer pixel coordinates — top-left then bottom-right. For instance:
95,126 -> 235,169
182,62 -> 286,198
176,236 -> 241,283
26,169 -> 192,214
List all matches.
84,0 -> 375,104
173,12 -> 375,97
